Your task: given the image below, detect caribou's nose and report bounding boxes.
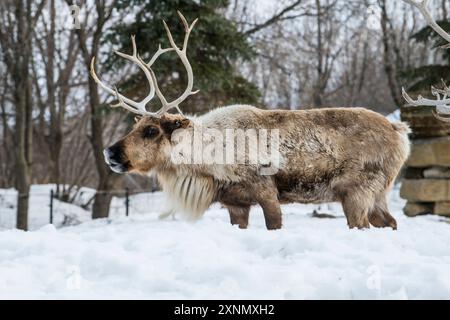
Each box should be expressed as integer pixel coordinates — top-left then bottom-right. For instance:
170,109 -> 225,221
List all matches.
103,143 -> 129,174
104,144 -> 124,165
103,148 -> 112,165
103,146 -> 128,174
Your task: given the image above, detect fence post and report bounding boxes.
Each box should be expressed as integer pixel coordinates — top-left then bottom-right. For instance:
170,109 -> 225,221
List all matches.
125,188 -> 129,217
49,189 -> 54,224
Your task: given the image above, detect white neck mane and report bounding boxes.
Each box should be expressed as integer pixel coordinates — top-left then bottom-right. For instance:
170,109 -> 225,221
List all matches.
157,171 -> 218,220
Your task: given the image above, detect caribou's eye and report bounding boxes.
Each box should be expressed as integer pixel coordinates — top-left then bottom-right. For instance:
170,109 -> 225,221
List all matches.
142,126 -> 159,139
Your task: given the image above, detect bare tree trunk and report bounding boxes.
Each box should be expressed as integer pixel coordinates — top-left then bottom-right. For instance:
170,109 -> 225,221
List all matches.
357,36 -> 369,93
92,192 -> 114,219
379,0 -> 403,107
67,0 -> 119,219
0,79 -> 13,187
45,0 -> 61,193
14,74 -> 31,230
311,0 -> 339,108
13,1 -> 33,231
442,0 -> 448,20
87,70 -> 115,219
313,0 -> 324,107
34,0 -> 72,196
0,0 -> 45,229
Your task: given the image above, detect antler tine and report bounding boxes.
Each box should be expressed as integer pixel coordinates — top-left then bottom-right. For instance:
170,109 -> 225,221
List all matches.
90,36 -> 159,116
147,67 -> 169,112
441,79 -> 449,91
144,66 -> 184,116
435,79 -> 450,98
162,20 -> 179,51
177,10 -> 190,31
90,57 -> 114,96
146,44 -> 174,67
114,36 -> 157,112
110,86 -> 147,115
177,10 -> 198,51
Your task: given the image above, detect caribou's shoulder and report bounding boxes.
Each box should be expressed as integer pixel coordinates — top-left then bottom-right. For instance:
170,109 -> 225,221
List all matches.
195,104 -> 261,126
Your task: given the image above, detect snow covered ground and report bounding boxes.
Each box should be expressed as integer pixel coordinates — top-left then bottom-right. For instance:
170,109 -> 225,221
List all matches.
1,184 -> 450,299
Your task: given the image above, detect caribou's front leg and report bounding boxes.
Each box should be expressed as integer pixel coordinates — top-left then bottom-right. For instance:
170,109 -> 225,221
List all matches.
250,178 -> 282,230
227,206 -> 250,229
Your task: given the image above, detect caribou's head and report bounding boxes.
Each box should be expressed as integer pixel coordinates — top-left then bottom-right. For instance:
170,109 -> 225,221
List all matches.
91,11 -> 198,173
103,114 -> 191,173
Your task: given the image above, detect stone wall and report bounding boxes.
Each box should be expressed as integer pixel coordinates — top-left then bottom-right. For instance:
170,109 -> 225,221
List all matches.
400,106 -> 450,217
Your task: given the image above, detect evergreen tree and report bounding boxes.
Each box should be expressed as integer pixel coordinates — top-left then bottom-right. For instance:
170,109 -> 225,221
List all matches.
105,0 -> 260,115
401,19 -> 450,93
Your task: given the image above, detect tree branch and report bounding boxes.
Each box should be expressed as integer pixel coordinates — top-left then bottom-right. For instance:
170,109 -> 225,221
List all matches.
244,0 -> 304,35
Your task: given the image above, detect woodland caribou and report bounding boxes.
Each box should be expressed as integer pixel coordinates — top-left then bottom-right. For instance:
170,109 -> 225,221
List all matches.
91,12 -> 410,230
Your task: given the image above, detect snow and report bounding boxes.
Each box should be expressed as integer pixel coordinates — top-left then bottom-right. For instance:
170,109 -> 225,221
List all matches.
386,109 -> 401,122
0,185 -> 163,230
1,184 -> 450,299
0,185 -> 90,230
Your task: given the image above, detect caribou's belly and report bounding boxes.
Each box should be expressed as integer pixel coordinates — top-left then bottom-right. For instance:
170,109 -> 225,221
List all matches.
275,171 -> 336,204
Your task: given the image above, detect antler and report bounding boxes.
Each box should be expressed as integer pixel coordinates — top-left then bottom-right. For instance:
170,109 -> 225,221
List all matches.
401,0 -> 450,122
141,11 -> 200,116
402,80 -> 450,122
90,35 -> 172,116
90,11 -> 199,117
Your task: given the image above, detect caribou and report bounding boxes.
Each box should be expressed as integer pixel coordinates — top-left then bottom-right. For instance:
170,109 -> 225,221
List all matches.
91,12 -> 410,230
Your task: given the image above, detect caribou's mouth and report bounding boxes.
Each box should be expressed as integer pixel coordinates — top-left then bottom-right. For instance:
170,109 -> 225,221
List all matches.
109,163 -> 128,174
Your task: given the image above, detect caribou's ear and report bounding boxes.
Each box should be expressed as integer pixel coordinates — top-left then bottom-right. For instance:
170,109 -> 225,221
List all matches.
134,116 -> 142,123
160,114 -> 191,135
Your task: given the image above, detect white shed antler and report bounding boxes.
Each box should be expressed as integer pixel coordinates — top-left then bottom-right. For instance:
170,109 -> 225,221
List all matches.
401,0 -> 450,122
90,11 -> 199,117
402,80 -> 450,121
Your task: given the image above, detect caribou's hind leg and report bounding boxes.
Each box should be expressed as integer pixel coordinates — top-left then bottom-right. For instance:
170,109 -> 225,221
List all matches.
250,178 -> 283,230
368,193 -> 397,230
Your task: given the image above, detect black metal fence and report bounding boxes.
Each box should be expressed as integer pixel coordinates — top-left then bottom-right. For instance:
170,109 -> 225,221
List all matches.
48,188 -> 131,224
0,188 -> 156,230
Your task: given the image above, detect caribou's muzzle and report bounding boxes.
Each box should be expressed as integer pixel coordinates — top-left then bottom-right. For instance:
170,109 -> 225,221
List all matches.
103,143 -> 129,174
